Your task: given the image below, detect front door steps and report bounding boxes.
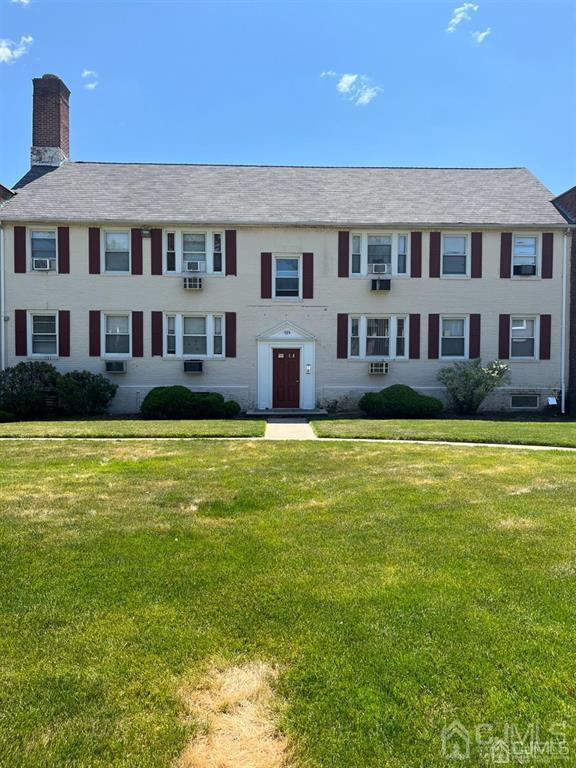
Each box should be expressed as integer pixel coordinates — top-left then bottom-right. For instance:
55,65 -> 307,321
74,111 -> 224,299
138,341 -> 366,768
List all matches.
246,408 -> 328,418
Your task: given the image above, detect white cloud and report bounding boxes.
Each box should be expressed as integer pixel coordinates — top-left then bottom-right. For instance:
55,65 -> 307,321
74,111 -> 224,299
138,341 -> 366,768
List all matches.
321,71 -> 382,107
0,35 -> 33,64
82,69 -> 98,90
472,27 -> 491,44
11,0 -> 31,5
446,2 -> 479,33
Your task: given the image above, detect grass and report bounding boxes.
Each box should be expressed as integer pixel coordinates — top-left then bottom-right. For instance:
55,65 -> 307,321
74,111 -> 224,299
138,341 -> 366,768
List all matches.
1,440 -> 575,767
312,417 -> 576,447
0,418 -> 265,438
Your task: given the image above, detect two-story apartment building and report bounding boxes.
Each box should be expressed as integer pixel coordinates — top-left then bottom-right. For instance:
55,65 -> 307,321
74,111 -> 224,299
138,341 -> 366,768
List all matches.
0,74 -> 573,413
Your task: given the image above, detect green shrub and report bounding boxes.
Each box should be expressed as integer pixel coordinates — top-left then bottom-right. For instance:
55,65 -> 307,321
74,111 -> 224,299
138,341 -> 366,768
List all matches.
57,371 -> 118,416
0,410 -> 16,423
0,361 -> 60,419
359,384 -> 443,419
438,359 -> 510,415
140,387 -> 239,420
223,399 -> 241,418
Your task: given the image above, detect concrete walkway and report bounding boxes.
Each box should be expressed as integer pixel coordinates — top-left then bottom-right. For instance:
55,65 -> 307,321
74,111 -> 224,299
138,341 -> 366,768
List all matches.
264,419 -> 317,440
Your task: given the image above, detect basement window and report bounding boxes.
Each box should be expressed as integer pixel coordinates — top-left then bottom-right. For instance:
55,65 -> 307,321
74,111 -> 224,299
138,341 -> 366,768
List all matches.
510,394 -> 540,409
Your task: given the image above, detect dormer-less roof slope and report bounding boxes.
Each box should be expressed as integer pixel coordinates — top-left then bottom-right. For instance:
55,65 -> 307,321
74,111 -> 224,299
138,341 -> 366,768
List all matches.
0,162 -> 567,227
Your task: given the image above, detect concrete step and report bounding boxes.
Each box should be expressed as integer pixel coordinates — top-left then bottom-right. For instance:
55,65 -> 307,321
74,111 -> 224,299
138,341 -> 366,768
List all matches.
245,408 -> 328,418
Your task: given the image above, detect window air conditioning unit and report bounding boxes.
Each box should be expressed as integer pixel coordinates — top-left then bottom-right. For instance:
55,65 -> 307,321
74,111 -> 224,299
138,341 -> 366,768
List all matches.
514,264 -> 536,276
369,263 -> 390,274
185,261 -> 204,272
183,360 -> 204,374
371,278 -> 391,292
32,258 -> 53,271
105,360 -> 127,374
183,276 -> 203,290
369,361 -> 389,375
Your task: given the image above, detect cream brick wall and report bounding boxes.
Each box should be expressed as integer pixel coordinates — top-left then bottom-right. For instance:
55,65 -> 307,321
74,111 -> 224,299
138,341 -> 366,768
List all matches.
1,224 -> 569,412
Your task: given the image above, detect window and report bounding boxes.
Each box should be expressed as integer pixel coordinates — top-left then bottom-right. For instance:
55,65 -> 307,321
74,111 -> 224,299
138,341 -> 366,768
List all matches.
349,315 -> 407,359
182,233 -> 207,272
31,313 -> 57,355
511,394 -> 539,409
164,314 -> 223,357
274,257 -> 300,298
104,314 -> 131,355
367,236 -> 392,274
104,232 -> 130,272
166,233 -> 177,272
164,230 -> 224,273
441,317 -> 466,357
350,233 -> 409,276
511,317 -> 535,358
513,236 -> 538,277
366,318 -> 389,356
442,235 -> 467,276
31,231 -> 57,271
396,317 -> 406,357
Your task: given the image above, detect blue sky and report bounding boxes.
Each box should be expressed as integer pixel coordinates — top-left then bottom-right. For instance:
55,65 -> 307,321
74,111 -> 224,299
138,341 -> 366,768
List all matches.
0,0 -> 574,194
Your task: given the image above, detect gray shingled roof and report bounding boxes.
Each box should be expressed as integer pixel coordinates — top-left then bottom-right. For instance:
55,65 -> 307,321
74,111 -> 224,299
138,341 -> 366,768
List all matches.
0,162 -> 567,227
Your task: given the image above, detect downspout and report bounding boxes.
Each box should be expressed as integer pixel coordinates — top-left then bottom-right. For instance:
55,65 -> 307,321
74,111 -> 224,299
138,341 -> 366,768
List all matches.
560,229 -> 569,414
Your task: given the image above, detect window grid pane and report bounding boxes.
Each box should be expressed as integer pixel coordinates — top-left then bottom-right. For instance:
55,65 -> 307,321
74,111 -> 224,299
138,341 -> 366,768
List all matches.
31,314 -> 57,354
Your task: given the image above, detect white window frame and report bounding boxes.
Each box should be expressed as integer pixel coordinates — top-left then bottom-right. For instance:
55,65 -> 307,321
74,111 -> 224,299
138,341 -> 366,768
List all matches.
440,315 -> 469,360
27,311 -> 59,358
348,315 -> 409,360
441,233 -> 470,278
510,315 -> 538,360
512,233 -> 540,279
101,312 -> 132,358
163,230 -> 225,275
273,254 -> 301,300
29,229 -> 58,273
102,230 -> 131,275
349,232 -> 410,277
162,313 -> 225,358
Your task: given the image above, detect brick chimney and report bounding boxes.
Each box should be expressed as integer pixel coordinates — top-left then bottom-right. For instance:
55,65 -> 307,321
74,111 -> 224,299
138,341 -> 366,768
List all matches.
31,74 -> 70,167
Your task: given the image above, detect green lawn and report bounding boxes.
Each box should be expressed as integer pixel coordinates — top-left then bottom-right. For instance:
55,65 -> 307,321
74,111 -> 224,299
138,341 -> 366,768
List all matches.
0,418 -> 265,438
1,440 -> 575,767
312,417 -> 576,447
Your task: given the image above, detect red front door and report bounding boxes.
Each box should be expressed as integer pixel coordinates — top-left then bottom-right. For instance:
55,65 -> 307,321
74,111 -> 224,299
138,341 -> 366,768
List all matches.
272,348 -> 300,408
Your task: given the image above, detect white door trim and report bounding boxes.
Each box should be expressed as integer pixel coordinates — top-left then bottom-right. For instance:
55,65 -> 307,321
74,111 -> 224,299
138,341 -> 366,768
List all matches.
256,323 -> 316,409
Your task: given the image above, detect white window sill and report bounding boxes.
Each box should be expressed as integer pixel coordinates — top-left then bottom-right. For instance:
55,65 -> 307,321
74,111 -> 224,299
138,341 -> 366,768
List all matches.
509,357 -> 539,363
28,271 -> 58,275
162,355 -> 224,361
439,356 -> 468,361
28,355 -> 59,360
510,276 -> 541,281
102,271 -> 132,277
440,275 -> 470,280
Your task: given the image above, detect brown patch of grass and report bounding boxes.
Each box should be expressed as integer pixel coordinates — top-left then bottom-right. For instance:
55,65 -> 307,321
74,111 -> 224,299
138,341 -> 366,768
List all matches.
176,660 -> 288,768
497,517 -> 539,530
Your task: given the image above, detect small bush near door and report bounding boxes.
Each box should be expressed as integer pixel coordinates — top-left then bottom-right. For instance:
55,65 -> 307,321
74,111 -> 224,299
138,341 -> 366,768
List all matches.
359,384 -> 443,419
140,386 -> 241,420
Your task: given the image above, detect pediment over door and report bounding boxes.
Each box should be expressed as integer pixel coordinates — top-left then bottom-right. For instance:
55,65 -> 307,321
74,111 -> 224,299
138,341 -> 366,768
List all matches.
256,321 -> 316,343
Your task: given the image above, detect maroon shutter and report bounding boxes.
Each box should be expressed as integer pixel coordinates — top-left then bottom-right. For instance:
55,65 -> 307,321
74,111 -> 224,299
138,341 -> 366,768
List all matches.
428,314 -> 440,359
132,311 -> 144,357
410,232 -> 422,277
498,314 -> 510,359
261,252 -> 272,298
429,232 -> 441,277
89,228 -> 100,274
58,310 -> 70,356
338,231 -> 349,277
469,313 -> 481,358
539,314 -> 552,360
225,230 -> 237,275
151,229 -> 163,275
14,226 -> 26,273
151,311 -> 163,356
131,229 -> 143,275
14,310 -> 27,356
409,314 -> 420,359
225,312 -> 237,357
57,227 -> 70,274
500,233 -> 512,278
541,233 -> 554,279
303,252 -> 314,299
471,232 -> 482,278
337,314 -> 348,358
89,310 -> 101,356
